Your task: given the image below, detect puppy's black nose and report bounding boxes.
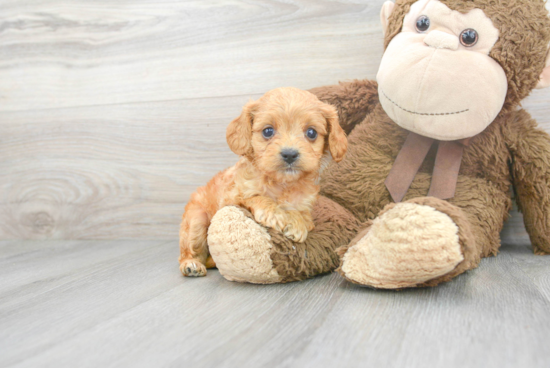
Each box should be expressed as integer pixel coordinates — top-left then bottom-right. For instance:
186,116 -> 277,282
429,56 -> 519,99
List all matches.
281,148 -> 299,164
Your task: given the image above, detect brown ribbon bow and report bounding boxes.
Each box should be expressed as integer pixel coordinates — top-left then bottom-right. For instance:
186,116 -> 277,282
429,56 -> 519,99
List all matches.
385,132 -> 471,203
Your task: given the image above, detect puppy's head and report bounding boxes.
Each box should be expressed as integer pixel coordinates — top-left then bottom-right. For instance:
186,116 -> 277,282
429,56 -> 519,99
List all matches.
226,87 -> 347,182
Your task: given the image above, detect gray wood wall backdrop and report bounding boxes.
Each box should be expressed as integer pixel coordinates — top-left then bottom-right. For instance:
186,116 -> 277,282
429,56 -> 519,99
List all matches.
1,0 -> 549,241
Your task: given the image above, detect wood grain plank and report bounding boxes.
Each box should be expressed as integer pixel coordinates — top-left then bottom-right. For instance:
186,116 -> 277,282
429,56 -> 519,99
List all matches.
0,96 -> 245,239
0,0 -> 384,112
1,240 -> 549,368
0,240 -> 177,367
0,239 -> 171,298
293,244 -> 550,368
0,0 -> 549,241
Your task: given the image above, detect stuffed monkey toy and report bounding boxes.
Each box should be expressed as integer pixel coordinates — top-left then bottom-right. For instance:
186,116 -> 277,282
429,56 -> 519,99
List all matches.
207,0 -> 550,288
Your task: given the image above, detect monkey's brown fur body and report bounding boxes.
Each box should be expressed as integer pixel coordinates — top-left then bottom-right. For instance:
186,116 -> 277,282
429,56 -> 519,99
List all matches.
318,81 -> 550,285
207,0 -> 550,288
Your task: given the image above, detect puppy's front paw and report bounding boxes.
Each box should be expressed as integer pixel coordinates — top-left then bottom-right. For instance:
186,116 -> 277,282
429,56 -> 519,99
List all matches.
283,221 -> 309,243
180,259 -> 207,277
254,208 -> 286,232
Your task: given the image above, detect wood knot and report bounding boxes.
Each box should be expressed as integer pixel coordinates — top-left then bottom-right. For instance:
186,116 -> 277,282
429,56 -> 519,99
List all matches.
25,211 -> 55,235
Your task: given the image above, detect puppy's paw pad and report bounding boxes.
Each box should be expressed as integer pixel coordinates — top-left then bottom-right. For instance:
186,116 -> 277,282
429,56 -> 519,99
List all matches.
180,260 -> 207,277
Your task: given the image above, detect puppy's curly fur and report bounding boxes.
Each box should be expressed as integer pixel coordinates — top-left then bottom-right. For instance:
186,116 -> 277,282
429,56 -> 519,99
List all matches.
179,87 -> 348,277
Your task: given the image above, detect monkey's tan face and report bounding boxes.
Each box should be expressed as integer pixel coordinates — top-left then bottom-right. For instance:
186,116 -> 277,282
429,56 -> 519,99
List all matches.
377,0 -> 508,141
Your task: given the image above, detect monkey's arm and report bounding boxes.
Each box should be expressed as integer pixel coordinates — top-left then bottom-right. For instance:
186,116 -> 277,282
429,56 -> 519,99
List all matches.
506,111 -> 550,255
309,79 -> 379,135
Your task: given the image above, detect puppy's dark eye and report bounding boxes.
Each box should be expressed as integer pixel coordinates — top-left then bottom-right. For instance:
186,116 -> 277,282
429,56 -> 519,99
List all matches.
460,29 -> 478,47
306,128 -> 318,141
416,15 -> 430,33
262,127 -> 275,139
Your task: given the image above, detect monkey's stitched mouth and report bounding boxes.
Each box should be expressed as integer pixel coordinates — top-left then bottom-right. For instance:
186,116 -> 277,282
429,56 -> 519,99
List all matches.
381,89 -> 469,116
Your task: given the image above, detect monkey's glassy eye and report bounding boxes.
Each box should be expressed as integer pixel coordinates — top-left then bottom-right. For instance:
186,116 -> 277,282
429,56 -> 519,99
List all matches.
415,15 -> 430,32
460,29 -> 478,47
262,126 -> 275,139
306,128 -> 318,141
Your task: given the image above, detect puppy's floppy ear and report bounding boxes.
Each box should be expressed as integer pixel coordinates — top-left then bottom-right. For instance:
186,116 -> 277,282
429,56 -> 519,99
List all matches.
226,100 -> 258,156
321,103 -> 347,162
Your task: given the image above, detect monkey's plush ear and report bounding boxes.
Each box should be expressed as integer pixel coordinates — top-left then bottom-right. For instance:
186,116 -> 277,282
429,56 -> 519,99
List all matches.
380,1 -> 396,36
536,48 -> 550,89
322,104 -> 348,163
226,100 -> 257,156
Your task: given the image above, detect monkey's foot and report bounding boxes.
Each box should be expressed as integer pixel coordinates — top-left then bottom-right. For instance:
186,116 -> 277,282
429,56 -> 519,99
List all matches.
208,206 -> 282,284
339,201 -> 465,289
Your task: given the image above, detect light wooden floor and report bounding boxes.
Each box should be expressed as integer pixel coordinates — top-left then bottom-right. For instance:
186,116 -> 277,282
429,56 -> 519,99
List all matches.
1,239 -> 549,368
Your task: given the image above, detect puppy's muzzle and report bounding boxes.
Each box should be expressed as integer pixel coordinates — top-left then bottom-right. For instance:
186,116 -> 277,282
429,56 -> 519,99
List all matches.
280,148 -> 300,165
